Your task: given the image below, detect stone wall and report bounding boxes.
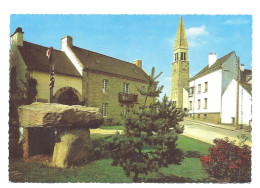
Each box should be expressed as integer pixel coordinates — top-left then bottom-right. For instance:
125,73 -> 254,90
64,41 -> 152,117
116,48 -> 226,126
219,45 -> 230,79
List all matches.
171,61 -> 189,109
83,70 -> 154,123
187,112 -> 221,124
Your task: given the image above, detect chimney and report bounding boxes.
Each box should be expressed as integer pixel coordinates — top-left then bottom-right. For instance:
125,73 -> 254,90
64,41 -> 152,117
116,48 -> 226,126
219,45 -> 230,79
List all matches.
10,27 -> 24,46
61,35 -> 73,51
208,52 -> 217,67
133,59 -> 142,68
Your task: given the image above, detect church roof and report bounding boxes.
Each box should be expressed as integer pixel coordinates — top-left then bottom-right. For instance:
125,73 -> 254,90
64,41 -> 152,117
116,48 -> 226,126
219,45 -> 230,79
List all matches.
174,16 -> 188,50
17,41 -> 81,77
70,46 -> 149,82
190,51 -> 234,81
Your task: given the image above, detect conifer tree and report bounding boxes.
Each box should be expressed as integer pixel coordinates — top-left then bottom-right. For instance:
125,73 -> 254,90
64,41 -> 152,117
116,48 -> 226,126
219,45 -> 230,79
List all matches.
108,67 -> 185,182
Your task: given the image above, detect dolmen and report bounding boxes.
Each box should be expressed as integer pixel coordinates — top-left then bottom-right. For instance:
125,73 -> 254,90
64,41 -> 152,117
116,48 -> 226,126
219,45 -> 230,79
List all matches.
18,102 -> 103,168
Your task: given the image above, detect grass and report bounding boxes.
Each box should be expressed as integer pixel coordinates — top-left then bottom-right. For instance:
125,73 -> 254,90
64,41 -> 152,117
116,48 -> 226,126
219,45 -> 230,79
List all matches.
99,125 -> 124,130
9,134 -> 212,183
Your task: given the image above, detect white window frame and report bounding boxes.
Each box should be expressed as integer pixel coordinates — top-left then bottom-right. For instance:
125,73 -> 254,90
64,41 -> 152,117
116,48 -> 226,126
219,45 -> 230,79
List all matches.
123,83 -> 130,94
102,79 -> 108,94
102,103 -> 108,117
204,82 -> 208,93
198,99 -> 201,110
204,98 -> 208,109
198,84 -> 201,94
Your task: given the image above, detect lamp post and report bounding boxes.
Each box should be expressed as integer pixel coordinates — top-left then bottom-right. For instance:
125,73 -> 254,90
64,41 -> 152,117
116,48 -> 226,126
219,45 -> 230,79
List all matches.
224,57 -> 244,129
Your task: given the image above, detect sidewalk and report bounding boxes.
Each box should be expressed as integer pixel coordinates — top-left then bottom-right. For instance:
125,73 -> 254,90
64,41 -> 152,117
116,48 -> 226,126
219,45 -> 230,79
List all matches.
183,119 -> 251,146
184,119 -> 250,132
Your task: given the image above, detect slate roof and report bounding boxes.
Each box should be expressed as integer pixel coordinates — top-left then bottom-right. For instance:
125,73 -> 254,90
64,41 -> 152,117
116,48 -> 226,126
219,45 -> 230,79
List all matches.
190,51 -> 234,81
240,82 -> 252,95
70,46 -> 149,82
17,41 -> 81,77
241,69 -> 252,83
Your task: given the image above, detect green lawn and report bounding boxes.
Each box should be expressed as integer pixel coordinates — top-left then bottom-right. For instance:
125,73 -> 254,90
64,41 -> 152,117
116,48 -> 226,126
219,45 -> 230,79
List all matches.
99,125 -> 125,130
9,134 -> 212,183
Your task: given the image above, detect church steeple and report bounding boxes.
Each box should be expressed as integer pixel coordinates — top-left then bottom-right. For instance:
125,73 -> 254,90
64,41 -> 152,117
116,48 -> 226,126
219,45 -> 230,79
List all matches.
174,16 -> 188,50
171,16 -> 190,109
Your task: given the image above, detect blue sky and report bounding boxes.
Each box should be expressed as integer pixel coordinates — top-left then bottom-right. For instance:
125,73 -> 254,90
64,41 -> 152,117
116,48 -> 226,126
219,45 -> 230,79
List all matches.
10,15 -> 252,98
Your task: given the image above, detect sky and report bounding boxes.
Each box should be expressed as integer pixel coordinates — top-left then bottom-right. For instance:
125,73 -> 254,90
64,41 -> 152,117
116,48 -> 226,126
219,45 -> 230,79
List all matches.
10,14 -> 252,99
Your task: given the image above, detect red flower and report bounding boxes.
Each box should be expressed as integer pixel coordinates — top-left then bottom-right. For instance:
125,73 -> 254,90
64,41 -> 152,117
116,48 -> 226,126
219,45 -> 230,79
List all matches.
229,162 -> 236,169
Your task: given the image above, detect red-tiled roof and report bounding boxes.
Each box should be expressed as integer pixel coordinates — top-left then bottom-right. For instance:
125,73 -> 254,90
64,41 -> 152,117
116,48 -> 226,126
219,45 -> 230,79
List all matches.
17,41 -> 81,77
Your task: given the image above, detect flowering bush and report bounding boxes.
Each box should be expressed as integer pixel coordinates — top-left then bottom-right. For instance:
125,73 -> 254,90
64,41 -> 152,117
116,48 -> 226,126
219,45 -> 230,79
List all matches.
200,138 -> 251,183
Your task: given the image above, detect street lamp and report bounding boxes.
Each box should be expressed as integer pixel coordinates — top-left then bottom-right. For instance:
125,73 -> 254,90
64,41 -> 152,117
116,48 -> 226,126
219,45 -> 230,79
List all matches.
224,57 -> 244,129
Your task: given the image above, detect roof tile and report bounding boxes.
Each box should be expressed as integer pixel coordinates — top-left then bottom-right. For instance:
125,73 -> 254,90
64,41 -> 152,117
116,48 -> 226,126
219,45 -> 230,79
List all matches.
17,41 -> 81,77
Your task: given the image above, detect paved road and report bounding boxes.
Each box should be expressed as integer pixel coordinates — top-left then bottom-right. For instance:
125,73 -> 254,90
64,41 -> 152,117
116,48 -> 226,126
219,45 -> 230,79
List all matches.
90,121 -> 251,146
180,120 -> 251,146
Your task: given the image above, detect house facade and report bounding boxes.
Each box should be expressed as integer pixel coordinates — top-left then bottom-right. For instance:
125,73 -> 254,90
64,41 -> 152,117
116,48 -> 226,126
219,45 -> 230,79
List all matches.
222,80 -> 252,125
10,28 -> 83,104
10,27 -> 153,123
188,51 -> 252,125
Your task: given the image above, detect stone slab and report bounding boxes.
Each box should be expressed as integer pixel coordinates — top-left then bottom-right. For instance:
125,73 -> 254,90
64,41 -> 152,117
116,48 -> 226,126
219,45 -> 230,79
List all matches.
18,102 -> 103,128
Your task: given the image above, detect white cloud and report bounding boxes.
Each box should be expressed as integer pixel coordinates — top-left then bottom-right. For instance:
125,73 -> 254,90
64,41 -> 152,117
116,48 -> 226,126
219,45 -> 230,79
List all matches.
186,25 -> 208,38
224,18 -> 249,25
186,25 -> 208,47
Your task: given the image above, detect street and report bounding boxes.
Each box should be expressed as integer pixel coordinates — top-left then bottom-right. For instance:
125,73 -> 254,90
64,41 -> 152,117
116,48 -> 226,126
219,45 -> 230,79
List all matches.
180,120 -> 251,146
90,120 -> 251,147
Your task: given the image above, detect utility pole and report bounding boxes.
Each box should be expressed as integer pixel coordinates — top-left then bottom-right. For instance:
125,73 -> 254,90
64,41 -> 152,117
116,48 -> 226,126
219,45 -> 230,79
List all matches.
235,57 -> 240,130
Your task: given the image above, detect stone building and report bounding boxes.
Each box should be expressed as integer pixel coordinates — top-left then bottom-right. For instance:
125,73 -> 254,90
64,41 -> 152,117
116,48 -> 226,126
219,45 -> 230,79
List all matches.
10,27 -> 153,123
170,16 -> 189,109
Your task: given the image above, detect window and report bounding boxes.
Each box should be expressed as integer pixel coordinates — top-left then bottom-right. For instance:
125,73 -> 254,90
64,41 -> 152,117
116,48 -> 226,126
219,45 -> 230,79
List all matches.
204,82 -> 208,92
102,103 -> 108,117
175,53 -> 179,61
102,79 -> 108,93
123,83 -> 130,94
141,85 -> 145,97
181,52 -> 184,60
204,98 -> 208,109
198,99 -> 201,109
189,87 -> 194,95
198,84 -> 201,94
184,53 -> 186,60
189,101 -> 192,110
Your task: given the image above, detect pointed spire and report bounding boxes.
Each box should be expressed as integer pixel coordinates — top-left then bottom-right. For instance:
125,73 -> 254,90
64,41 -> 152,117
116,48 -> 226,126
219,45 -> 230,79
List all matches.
174,16 -> 188,50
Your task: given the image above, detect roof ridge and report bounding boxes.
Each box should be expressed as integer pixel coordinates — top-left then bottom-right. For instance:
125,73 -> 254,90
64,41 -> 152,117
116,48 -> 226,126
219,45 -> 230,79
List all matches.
190,51 -> 235,80
23,41 -> 63,54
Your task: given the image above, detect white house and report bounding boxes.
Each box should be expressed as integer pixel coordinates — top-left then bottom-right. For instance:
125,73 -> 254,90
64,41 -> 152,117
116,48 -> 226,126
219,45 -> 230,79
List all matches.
188,51 -> 252,125
222,80 -> 252,125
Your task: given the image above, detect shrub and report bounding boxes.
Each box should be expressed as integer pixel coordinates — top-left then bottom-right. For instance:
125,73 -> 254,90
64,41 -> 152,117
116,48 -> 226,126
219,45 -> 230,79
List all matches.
200,138 -> 251,183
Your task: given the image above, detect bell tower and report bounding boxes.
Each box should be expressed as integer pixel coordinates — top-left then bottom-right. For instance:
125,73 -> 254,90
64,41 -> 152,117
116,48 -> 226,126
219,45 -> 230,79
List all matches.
171,16 -> 189,109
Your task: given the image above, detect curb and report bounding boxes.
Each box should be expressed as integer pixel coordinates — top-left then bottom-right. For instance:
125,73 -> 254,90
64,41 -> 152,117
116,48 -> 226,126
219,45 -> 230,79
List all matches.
185,120 -> 238,132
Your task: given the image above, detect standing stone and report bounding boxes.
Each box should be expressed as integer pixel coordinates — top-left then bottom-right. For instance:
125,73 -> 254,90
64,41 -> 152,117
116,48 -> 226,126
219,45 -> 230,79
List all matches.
52,129 -> 93,168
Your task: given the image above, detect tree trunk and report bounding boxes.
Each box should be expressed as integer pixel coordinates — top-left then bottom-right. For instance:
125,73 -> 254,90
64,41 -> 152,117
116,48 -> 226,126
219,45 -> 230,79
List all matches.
133,172 -> 139,182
